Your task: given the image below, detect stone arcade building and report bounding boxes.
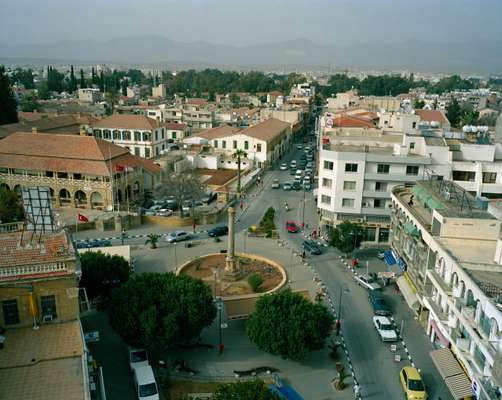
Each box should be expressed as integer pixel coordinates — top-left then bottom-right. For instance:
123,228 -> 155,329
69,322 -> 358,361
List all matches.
0,132 -> 161,210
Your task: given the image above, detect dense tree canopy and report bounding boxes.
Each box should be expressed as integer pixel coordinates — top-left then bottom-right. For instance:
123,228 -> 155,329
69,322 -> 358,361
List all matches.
0,186 -> 24,223
20,93 -> 41,112
246,289 -> 334,360
110,272 -> 216,349
79,251 -> 130,299
11,67 -> 34,89
0,66 -> 18,124
328,221 -> 364,254
429,75 -> 474,95
212,380 -> 280,400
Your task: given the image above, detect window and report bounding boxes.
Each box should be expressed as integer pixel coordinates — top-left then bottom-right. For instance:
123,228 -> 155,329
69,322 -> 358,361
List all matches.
345,163 -> 358,172
342,198 -> 354,208
410,141 -> 415,149
375,182 -> 387,191
123,130 -> 131,141
143,132 -> 151,141
144,148 -> 151,158
214,140 -> 218,148
233,140 -> 237,149
374,199 -> 384,208
103,129 -> 111,139
412,122 -> 417,129
113,130 -> 121,140
377,164 -> 390,174
93,129 -> 102,138
365,227 -> 376,242
322,178 -> 332,188
406,165 -> 419,175
452,170 -> 475,182
474,345 -> 486,370
321,195 -> 331,205
155,131 -> 158,141
40,295 -> 57,320
244,141 -> 249,150
222,140 -> 226,149
324,160 -> 334,170
2,299 -> 20,325
172,132 -> 177,140
134,147 -> 140,156
256,143 -> 262,152
134,131 -> 141,141
378,228 -> 390,243
483,172 -> 497,184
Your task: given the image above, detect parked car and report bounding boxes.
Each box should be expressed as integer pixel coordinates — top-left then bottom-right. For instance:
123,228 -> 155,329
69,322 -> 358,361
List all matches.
271,179 -> 280,189
303,182 -> 312,191
303,240 -> 321,255
369,291 -> 391,316
165,231 -> 190,243
280,163 -> 288,171
354,273 -> 382,291
296,143 -> 303,150
129,348 -> 149,372
292,181 -> 302,191
290,160 -> 297,168
286,220 -> 299,233
373,316 -> 398,342
207,226 -> 228,237
156,209 -> 173,217
289,168 -> 296,176
133,365 -> 159,400
201,191 -> 217,205
283,182 -> 292,191
400,366 -> 427,400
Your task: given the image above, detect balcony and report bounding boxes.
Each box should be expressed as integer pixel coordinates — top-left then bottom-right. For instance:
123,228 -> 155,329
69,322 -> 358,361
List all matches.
362,190 -> 390,198
0,173 -> 112,190
361,207 -> 392,216
0,262 -> 70,280
428,269 -> 453,296
425,296 -> 448,322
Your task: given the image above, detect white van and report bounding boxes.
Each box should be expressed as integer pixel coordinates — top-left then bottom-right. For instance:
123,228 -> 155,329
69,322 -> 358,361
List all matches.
133,366 -> 159,400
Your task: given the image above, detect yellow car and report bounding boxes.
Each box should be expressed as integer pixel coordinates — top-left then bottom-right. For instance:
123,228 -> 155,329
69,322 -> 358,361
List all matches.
400,366 -> 427,400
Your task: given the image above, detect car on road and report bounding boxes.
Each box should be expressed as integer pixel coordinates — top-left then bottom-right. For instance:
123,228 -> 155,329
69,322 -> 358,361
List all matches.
280,163 -> 288,170
129,348 -> 149,372
399,366 -> 427,400
292,181 -> 302,190
133,365 -> 159,400
296,143 -> 303,150
271,179 -> 280,189
290,160 -> 297,168
207,225 -> 228,237
286,220 -> 299,233
369,291 -> 391,316
303,240 -> 322,255
156,209 -> 173,217
354,274 -> 382,291
165,230 -> 190,243
283,182 -> 292,191
289,168 -> 296,175
303,182 -> 312,191
373,316 -> 398,342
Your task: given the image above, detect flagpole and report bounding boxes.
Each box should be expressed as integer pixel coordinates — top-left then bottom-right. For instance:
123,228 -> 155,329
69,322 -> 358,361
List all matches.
75,214 -> 78,238
108,145 -> 114,213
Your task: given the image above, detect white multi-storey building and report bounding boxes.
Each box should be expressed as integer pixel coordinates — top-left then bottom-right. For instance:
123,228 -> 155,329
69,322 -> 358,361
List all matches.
91,114 -> 172,158
391,180 -> 502,400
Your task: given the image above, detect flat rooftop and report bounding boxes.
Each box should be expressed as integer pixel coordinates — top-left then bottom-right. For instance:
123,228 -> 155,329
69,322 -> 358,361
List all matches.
437,237 -> 497,266
0,320 -> 87,400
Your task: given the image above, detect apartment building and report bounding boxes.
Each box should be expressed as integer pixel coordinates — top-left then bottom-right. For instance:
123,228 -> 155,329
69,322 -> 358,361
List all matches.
92,114 -> 172,158
0,228 -> 91,399
183,100 -> 214,131
77,88 -> 102,104
151,83 -> 167,98
390,179 -> 502,400
0,132 -> 161,210
317,127 -> 431,245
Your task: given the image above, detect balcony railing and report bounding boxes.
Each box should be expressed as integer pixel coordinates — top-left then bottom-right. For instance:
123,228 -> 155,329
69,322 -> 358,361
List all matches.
0,173 -> 112,190
0,262 -> 70,280
428,269 -> 453,296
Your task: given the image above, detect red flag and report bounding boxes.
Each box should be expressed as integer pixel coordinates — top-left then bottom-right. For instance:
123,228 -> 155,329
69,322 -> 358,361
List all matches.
77,213 -> 89,223
115,164 -> 125,172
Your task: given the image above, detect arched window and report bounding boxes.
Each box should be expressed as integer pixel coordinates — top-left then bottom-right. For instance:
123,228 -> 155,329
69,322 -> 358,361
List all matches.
123,130 -> 131,140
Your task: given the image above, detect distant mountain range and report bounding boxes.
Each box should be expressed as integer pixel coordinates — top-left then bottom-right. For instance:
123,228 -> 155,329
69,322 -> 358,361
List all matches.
1,36 -> 501,74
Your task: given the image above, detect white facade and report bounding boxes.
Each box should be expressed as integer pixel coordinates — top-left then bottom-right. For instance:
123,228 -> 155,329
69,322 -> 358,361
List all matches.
152,84 -> 167,98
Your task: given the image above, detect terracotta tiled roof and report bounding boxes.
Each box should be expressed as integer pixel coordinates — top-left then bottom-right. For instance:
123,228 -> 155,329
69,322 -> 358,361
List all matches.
92,114 -> 161,130
333,114 -> 375,128
415,109 -> 449,125
0,132 -> 161,176
197,125 -> 243,140
0,230 -> 74,269
165,122 -> 187,130
185,98 -> 208,106
241,118 -> 290,143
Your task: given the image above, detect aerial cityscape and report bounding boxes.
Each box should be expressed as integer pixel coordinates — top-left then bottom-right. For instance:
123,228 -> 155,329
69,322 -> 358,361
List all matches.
1,1 -> 502,399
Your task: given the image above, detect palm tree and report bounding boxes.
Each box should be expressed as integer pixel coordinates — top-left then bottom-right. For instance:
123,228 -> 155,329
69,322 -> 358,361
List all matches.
145,233 -> 161,249
232,149 -> 248,194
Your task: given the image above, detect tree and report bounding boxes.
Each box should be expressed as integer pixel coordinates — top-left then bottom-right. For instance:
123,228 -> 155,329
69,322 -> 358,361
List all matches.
328,221 -> 363,254
104,90 -> 119,115
0,186 -> 24,223
246,289 -> 334,360
145,233 -> 161,249
109,272 -> 216,349
12,68 -> 34,89
232,149 -> 248,194
0,66 -> 18,124
413,99 -> 425,109
79,69 -> 86,88
79,252 -> 130,299
212,380 -> 280,400
20,93 -> 41,112
446,98 -> 462,128
229,93 -> 240,106
121,79 -> 128,96
91,67 -> 97,85
68,65 -> 77,93
155,168 -> 205,218
248,273 -> 263,292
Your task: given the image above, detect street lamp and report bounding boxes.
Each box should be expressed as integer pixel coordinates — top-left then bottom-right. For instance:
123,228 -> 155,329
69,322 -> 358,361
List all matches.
215,298 -> 224,354
337,284 -> 350,335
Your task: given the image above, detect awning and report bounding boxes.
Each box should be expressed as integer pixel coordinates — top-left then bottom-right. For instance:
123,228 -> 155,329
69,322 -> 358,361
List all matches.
384,250 -> 396,266
396,276 -> 420,311
430,348 -> 473,400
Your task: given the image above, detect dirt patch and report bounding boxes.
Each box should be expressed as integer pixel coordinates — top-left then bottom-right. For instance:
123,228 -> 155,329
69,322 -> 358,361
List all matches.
166,379 -> 219,399
182,254 -> 282,296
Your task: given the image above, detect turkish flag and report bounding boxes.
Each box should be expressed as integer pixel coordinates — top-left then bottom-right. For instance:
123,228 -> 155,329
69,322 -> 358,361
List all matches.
115,165 -> 125,172
77,213 -> 89,223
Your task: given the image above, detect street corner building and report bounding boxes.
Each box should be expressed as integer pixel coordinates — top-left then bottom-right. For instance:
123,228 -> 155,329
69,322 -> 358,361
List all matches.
0,228 -> 91,400
0,131 -> 162,210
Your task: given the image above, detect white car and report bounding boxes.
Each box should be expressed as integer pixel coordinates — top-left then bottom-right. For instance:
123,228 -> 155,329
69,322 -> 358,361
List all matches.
165,230 -> 190,243
354,274 -> 382,291
133,365 -> 159,400
296,144 -> 303,150
129,348 -> 149,371
373,316 -> 398,342
280,163 -> 288,171
271,179 -> 280,189
155,209 -> 173,217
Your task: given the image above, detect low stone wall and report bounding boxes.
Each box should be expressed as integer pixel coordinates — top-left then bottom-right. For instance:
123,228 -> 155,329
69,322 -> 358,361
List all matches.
142,215 -> 193,226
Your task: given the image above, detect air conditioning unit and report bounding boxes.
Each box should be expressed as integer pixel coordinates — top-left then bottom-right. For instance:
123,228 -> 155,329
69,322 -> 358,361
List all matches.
42,314 -> 53,323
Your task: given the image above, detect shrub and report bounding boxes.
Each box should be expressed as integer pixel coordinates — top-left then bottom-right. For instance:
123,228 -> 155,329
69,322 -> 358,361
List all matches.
248,273 -> 264,292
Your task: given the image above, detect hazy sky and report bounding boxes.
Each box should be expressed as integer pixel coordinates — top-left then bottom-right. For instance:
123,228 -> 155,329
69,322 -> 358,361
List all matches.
2,0 -> 502,46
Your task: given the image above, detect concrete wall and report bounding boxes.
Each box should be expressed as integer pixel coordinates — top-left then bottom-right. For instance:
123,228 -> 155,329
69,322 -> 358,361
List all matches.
437,215 -> 500,240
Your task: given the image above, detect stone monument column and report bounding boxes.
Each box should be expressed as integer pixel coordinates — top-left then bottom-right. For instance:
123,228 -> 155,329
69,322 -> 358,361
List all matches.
224,206 -> 240,280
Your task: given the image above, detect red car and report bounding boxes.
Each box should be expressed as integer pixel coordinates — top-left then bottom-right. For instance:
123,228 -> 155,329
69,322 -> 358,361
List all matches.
286,220 -> 299,233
